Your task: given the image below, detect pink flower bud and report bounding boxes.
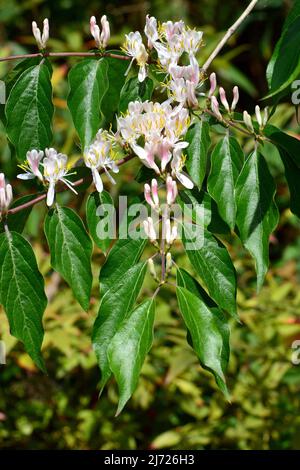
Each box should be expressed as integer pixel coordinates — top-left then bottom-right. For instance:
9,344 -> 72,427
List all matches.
151,179 -> 159,206
231,86 -> 239,111
100,15 -> 110,49
219,87 -> 230,112
208,72 -> 217,97
211,96 -> 222,120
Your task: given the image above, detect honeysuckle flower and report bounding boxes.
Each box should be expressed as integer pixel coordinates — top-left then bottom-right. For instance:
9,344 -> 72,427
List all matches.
143,216 -> 157,242
32,19 -> 49,50
131,142 -> 160,174
166,176 -> 178,205
243,110 -> 254,133
164,217 -> 178,244
90,15 -> 110,49
0,173 -> 13,216
182,29 -> 203,56
17,149 -> 44,181
231,86 -> 239,111
219,87 -> 230,112
123,32 -> 148,82
166,252 -> 173,271
208,72 -> 217,97
43,148 -> 77,206
255,105 -> 269,128
144,179 -> 160,210
160,20 -> 185,41
211,96 -> 222,120
171,148 -> 194,189
144,15 -> 159,49
84,130 -> 119,193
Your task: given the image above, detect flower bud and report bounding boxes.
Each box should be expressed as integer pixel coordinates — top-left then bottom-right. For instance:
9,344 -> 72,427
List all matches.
100,15 -> 110,49
32,18 -> 49,49
255,105 -> 262,127
208,72 -> 217,97
211,96 -> 222,120
219,87 -> 230,112
143,217 -> 157,242
0,173 -> 13,216
243,110 -> 254,133
166,252 -> 173,272
148,258 -> 157,279
231,86 -> 239,111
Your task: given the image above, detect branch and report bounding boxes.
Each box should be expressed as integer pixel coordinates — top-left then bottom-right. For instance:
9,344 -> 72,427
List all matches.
0,51 -> 130,63
8,154 -> 135,215
202,0 -> 258,72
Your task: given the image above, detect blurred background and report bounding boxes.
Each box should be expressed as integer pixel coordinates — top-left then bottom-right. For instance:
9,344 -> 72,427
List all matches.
1,0 -> 300,450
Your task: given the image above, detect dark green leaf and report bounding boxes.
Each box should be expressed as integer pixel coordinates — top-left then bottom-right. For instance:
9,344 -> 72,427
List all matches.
5,62 -> 54,161
119,76 -> 154,114
0,230 -> 47,370
44,206 -> 93,310
108,298 -> 155,415
235,150 -> 279,290
207,134 -> 243,229
176,285 -> 229,397
185,119 -> 211,188
68,58 -> 109,149
182,222 -> 237,318
86,190 -> 114,253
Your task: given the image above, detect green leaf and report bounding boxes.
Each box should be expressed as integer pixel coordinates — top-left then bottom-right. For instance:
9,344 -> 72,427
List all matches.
68,58 -> 109,149
182,222 -> 237,318
92,237 -> 147,390
86,190 -> 114,253
264,126 -> 300,218
235,150 -> 279,290
265,15 -> 300,98
207,134 -> 243,230
100,52 -> 128,128
44,206 -> 93,310
176,285 -> 229,397
0,230 -> 47,370
185,119 -> 211,188
179,188 -> 230,234
108,298 -> 155,415
119,76 -> 154,114
5,62 -> 54,161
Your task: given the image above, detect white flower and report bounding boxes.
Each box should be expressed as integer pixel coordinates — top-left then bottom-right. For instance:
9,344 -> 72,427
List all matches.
144,179 -> 160,210
211,96 -> 222,120
123,31 -> 148,82
171,148 -> 194,189
161,20 -> 185,41
143,217 -> 157,242
166,176 -> 178,205
164,217 -> 178,245
243,110 -> 254,133
182,29 -> 203,55
255,105 -> 269,128
17,149 -> 44,181
231,86 -> 239,111
0,173 -> 13,216
43,148 -> 77,206
144,15 -> 159,49
32,18 -> 49,50
90,15 -> 110,49
84,130 -> 119,193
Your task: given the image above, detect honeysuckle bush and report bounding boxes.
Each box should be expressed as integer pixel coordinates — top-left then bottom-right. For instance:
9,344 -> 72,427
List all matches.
1,2 -> 300,414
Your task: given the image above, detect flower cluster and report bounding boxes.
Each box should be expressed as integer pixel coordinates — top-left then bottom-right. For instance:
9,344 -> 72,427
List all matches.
0,173 -> 13,217
17,148 -> 77,206
117,100 -> 193,188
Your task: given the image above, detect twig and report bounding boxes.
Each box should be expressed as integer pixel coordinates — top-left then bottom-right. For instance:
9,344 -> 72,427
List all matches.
0,51 -> 131,63
202,0 -> 258,72
8,154 -> 135,215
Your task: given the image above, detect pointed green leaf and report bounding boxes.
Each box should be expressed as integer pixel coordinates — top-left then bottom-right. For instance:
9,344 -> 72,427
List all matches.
119,76 -> 154,114
207,134 -> 243,229
108,298 -> 155,415
185,119 -> 211,188
182,222 -> 237,317
86,190 -> 114,253
5,62 -> 54,161
44,206 -> 93,310
93,236 -> 147,390
68,58 -> 109,149
179,188 -> 230,234
176,285 -> 229,397
235,150 -> 279,290
0,230 -> 47,371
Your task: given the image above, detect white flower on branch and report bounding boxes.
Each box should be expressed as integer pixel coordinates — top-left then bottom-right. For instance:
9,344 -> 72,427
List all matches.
90,15 -> 110,49
144,15 -> 159,49
84,130 -> 119,193
17,149 -> 44,182
123,31 -> 148,82
0,173 -> 13,216
32,18 -> 49,50
43,148 -> 77,207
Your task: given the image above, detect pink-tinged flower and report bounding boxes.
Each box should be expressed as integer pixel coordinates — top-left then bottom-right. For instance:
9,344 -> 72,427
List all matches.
231,86 -> 239,111
219,87 -> 230,112
211,96 -> 222,120
90,15 -> 110,49
144,15 -> 158,49
0,173 -> 13,216
144,179 -> 160,210
17,149 -> 44,181
32,18 -> 49,50
208,72 -> 217,97
166,176 -> 178,205
131,142 -> 160,174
